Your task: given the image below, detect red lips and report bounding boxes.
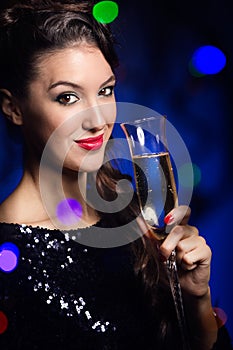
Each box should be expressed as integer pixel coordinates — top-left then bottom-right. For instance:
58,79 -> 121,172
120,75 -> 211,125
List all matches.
74,134 -> 104,151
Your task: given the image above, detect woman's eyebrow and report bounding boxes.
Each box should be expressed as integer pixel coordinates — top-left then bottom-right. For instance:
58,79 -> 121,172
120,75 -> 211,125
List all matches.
99,75 -> 116,89
48,81 -> 82,91
47,74 -> 116,92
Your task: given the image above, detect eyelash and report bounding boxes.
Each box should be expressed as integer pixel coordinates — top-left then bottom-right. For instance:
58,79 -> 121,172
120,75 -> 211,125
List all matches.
55,85 -> 115,106
99,85 -> 115,97
55,93 -> 79,106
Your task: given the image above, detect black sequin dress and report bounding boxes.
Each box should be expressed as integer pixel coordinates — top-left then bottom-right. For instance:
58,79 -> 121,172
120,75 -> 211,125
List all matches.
0,222 -> 232,349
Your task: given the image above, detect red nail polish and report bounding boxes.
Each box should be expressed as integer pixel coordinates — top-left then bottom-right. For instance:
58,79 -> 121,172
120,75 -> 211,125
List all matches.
164,214 -> 174,225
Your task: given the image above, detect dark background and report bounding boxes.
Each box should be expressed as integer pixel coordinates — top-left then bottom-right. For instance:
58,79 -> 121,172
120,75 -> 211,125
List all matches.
0,0 -> 232,343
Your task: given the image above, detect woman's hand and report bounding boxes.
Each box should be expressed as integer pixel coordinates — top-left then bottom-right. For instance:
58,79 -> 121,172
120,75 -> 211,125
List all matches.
160,205 -> 212,298
160,206 -> 218,349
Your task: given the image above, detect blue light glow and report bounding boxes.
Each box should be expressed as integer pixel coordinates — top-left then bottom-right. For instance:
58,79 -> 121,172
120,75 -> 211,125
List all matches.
190,45 -> 226,75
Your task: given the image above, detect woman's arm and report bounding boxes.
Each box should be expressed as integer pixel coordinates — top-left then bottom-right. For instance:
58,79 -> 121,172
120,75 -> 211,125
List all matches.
183,287 -> 218,349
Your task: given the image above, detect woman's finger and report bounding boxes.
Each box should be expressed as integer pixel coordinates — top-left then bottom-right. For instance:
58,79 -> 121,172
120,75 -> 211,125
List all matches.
181,242 -> 212,267
175,235 -> 211,269
164,205 -> 191,228
175,235 -> 204,262
160,224 -> 198,259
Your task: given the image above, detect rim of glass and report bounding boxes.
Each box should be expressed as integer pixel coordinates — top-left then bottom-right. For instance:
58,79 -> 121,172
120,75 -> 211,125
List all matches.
120,115 -> 167,125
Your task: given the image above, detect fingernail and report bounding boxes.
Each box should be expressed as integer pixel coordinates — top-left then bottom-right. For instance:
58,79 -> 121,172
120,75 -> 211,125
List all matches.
164,213 -> 174,225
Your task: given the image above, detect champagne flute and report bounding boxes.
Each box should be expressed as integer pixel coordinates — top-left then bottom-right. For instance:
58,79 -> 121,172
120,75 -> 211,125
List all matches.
121,116 -> 191,350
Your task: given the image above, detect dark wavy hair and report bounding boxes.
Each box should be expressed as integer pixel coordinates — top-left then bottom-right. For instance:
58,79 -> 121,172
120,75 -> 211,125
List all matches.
0,0 -> 119,97
0,0 -> 174,341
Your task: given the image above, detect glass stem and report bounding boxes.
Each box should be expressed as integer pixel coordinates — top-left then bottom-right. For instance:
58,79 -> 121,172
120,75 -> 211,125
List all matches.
166,250 -> 191,350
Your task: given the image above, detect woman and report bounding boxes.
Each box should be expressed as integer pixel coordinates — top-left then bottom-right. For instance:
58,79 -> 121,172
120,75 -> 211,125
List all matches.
0,0 -> 231,349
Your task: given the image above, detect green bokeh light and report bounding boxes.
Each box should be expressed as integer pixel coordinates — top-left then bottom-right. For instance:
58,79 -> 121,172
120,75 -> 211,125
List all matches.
178,162 -> 201,188
93,1 -> 119,24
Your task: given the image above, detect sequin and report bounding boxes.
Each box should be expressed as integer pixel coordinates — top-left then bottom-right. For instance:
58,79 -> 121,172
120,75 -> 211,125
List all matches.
11,223 -> 117,335
0,221 -> 174,349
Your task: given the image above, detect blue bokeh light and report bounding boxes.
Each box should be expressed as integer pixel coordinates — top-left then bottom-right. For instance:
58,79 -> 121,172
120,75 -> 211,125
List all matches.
190,45 -> 226,75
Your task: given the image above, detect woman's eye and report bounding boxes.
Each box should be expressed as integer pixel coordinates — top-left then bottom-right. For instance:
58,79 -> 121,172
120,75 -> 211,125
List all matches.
99,86 -> 114,97
56,93 -> 79,105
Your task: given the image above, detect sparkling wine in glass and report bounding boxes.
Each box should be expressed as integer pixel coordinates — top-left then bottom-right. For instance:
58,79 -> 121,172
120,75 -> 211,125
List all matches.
121,116 -> 178,239
121,116 -> 190,349
132,151 -> 178,239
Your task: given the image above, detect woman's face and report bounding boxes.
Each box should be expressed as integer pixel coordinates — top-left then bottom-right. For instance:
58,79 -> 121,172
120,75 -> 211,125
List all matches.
18,44 -> 117,172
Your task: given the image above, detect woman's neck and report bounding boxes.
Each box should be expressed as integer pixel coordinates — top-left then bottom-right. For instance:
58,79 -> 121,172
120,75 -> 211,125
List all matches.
0,158 -> 99,229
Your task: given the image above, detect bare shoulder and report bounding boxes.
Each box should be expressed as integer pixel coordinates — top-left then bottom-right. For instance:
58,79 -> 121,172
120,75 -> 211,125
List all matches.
0,180 -> 41,222
0,184 -> 58,229
0,189 -> 23,224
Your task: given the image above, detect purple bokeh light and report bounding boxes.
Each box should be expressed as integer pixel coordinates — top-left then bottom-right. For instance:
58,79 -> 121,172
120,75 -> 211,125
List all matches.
56,198 -> 83,225
0,242 -> 19,272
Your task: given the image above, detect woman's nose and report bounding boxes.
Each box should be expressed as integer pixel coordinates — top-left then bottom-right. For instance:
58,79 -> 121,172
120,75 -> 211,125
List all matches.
81,104 -> 106,132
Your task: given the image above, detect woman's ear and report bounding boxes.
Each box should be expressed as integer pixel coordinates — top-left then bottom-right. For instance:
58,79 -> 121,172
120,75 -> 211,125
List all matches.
0,89 -> 23,125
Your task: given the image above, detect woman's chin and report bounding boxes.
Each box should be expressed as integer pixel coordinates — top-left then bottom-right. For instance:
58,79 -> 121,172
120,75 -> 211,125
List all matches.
66,150 -> 106,173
